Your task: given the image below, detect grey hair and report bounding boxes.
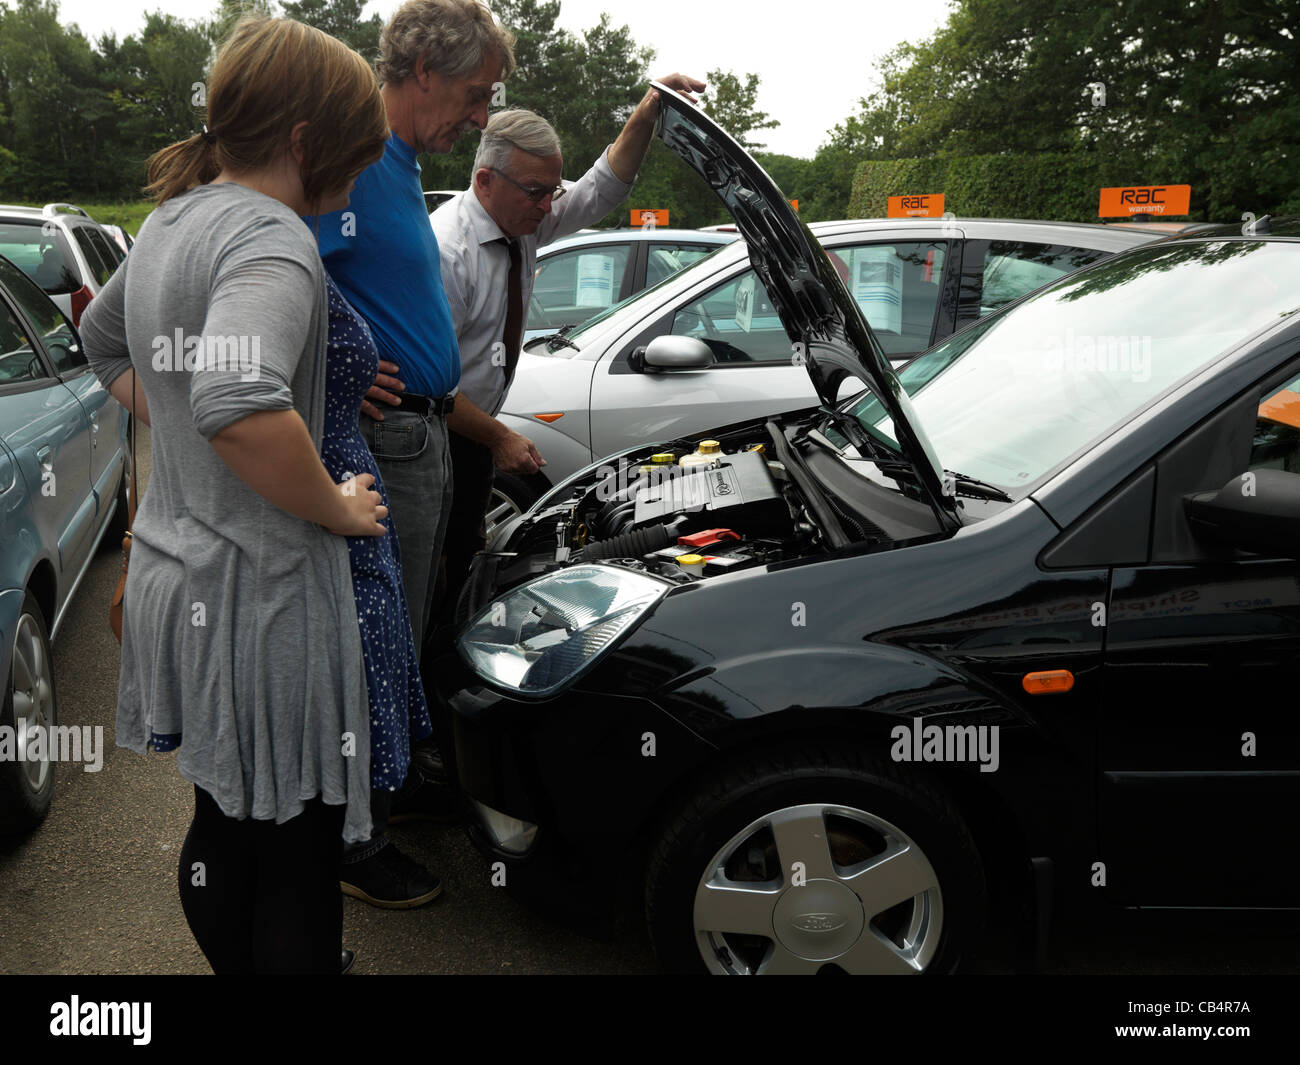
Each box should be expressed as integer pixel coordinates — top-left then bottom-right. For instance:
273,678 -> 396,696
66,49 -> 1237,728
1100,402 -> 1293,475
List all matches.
377,0 -> 516,85
473,109 -> 562,172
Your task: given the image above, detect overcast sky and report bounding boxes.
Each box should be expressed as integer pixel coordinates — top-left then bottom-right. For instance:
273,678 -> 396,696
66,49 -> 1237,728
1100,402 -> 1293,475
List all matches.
53,0 -> 956,157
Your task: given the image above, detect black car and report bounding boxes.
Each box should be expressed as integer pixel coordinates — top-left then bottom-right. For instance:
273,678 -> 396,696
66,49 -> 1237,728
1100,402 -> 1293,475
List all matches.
433,86 -> 1300,974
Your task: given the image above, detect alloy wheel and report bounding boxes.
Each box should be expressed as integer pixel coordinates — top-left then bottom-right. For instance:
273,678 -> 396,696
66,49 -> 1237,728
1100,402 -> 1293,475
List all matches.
10,611 -> 55,793
692,802 -> 943,974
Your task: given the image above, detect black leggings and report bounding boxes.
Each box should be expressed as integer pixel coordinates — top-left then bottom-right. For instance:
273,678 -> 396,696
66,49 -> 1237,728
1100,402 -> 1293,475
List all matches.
178,785 -> 344,974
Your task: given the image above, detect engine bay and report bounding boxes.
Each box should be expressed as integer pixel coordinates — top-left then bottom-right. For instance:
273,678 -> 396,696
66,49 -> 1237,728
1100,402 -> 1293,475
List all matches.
477,422 -> 838,599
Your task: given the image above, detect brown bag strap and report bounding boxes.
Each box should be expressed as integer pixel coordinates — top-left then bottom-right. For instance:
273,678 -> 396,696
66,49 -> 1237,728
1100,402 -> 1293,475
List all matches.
109,367 -> 137,644
126,368 -> 137,525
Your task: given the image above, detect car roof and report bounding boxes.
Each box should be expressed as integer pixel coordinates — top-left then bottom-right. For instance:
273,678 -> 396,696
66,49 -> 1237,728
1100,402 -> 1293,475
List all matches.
805,216 -> 1165,246
540,227 -> 739,253
1156,215 -> 1300,241
1103,221 -> 1217,234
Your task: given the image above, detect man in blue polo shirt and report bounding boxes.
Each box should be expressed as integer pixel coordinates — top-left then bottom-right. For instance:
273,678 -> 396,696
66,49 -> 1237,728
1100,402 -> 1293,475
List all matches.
308,0 -> 516,910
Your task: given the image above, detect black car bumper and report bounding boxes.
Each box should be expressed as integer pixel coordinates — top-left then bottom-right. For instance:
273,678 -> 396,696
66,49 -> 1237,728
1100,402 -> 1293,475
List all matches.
433,650 -> 715,924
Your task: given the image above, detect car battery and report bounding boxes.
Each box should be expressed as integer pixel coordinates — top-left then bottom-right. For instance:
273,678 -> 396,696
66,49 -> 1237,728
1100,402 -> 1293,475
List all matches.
632,450 -> 789,537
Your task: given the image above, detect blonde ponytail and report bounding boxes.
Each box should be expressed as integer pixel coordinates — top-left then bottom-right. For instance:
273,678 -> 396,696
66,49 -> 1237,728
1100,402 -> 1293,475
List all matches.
144,134 -> 222,207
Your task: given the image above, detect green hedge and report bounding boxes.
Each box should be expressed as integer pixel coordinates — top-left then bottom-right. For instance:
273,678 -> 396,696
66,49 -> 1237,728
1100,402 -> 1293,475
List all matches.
848,153 -> 1200,223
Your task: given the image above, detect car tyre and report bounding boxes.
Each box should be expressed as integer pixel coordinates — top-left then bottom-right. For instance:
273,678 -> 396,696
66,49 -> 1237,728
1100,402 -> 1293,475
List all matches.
0,591 -> 57,834
645,744 -> 985,974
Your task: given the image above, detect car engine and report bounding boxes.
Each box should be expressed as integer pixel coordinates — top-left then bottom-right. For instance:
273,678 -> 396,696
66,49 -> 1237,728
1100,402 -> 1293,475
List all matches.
464,425 -> 835,615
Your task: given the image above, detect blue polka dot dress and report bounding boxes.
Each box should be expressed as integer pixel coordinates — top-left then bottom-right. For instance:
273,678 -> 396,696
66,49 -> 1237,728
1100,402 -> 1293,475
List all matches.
317,273 -> 432,791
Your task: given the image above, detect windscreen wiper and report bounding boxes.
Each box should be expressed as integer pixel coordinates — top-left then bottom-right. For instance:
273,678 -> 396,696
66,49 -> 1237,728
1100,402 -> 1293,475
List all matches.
946,472 -> 1013,503
538,332 -> 580,352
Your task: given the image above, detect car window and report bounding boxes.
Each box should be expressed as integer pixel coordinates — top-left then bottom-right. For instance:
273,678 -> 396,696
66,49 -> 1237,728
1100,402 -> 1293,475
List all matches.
559,244 -> 735,355
0,297 -> 48,385
979,240 -> 1114,315
70,226 -> 114,286
828,242 -> 946,357
0,222 -> 81,295
0,257 -> 85,373
646,243 -> 717,287
669,267 -> 792,364
1251,369 -> 1300,474
854,240 -> 1300,494
87,226 -> 124,271
529,244 -> 631,332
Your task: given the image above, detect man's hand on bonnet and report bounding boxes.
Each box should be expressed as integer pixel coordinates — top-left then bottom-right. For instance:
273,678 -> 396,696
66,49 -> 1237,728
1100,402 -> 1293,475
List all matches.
635,73 -> 706,122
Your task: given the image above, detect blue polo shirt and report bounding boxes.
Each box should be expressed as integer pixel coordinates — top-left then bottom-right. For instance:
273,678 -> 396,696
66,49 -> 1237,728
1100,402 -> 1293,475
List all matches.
306,132 -> 459,398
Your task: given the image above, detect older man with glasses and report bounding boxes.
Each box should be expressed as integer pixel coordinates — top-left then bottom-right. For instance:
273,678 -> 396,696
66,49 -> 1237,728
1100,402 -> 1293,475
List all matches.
425,78 -> 703,765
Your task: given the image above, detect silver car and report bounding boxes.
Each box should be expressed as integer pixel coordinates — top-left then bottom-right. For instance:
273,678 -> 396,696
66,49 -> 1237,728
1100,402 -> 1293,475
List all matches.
525,227 -> 738,342
487,217 -> 1176,531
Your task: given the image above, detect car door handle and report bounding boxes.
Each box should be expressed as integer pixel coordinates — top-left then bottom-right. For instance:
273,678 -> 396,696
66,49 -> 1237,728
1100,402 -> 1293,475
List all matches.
36,445 -> 51,466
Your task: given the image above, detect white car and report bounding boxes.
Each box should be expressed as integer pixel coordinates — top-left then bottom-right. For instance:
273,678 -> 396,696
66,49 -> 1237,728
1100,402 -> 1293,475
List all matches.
0,204 -> 125,327
101,224 -> 134,256
486,216 -> 1177,533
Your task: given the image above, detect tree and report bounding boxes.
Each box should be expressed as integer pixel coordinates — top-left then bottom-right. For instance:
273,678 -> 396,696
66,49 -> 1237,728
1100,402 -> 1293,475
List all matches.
206,0 -> 274,47
700,69 -> 778,151
0,0 -> 102,198
280,0 -> 381,63
833,0 -> 1300,220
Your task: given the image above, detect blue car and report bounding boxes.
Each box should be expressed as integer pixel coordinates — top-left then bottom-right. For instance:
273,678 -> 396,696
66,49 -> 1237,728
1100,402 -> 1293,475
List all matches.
0,254 -> 128,832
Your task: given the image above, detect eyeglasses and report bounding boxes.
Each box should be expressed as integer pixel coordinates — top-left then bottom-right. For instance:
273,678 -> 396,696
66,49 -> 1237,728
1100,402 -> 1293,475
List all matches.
490,168 -> 566,203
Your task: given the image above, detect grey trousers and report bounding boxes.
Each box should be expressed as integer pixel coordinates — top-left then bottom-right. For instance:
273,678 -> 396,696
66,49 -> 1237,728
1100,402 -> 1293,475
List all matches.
361,407 -> 454,652
343,407 -> 453,860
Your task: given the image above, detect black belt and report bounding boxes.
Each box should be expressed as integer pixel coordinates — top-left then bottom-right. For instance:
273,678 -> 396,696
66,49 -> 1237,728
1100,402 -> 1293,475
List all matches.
394,392 -> 455,417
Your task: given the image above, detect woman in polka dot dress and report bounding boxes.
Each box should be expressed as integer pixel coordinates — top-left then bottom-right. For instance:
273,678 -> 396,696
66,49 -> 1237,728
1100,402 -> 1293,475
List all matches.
320,272 -> 432,793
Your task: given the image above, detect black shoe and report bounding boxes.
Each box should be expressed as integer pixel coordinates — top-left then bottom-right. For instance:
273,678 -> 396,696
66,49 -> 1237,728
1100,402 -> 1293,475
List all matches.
410,742 -> 447,783
340,843 -> 443,909
389,769 -> 461,825
341,949 -> 355,975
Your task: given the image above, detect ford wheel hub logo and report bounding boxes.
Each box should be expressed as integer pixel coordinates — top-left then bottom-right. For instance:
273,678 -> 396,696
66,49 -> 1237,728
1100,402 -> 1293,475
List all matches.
791,913 -> 846,933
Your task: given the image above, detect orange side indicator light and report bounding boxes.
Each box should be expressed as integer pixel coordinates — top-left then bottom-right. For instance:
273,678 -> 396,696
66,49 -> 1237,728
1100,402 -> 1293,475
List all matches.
533,412 -> 564,423
1022,670 -> 1075,694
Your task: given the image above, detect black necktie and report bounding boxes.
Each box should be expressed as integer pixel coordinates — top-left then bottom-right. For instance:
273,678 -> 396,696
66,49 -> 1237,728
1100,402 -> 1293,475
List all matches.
498,238 -> 522,385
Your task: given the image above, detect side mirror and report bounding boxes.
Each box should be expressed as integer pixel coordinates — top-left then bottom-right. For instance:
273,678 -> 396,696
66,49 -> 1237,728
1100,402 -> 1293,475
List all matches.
47,339 -> 74,364
631,335 -> 714,373
1185,468 -> 1300,559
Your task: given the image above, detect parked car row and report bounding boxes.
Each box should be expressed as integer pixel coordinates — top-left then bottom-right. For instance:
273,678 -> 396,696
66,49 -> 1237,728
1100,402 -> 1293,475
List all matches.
435,84 -> 1300,974
0,248 -> 129,832
0,202 -> 131,832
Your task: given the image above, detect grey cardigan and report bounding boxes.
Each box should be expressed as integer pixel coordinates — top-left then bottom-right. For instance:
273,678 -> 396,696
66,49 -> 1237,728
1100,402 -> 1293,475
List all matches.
80,182 -> 373,842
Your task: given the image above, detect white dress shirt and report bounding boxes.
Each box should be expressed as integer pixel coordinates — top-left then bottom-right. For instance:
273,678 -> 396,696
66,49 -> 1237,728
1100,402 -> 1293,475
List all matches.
431,146 -> 634,417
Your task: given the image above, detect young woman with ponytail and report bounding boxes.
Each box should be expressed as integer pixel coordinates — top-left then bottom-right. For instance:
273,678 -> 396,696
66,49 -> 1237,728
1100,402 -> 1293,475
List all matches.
79,15 -> 391,974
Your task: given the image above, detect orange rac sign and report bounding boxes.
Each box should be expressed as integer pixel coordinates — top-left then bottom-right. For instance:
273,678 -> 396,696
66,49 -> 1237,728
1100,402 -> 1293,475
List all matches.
1098,185 -> 1191,217
633,209 -> 669,227
887,194 -> 945,218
